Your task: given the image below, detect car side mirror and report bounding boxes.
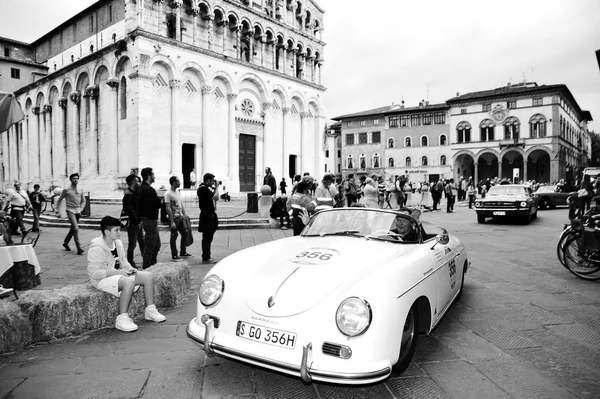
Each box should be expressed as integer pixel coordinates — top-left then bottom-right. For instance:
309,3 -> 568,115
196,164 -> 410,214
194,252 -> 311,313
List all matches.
431,229 -> 449,249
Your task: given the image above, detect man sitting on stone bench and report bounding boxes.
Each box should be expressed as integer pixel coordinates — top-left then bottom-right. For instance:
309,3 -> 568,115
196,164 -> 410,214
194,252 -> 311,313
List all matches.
87,216 -> 166,332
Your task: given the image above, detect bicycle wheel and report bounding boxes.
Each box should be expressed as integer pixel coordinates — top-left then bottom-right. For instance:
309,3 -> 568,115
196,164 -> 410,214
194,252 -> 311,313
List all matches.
563,235 -> 600,280
557,227 -> 576,268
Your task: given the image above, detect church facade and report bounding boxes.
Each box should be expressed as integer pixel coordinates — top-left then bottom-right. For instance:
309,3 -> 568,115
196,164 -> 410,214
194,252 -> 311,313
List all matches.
0,0 -> 327,196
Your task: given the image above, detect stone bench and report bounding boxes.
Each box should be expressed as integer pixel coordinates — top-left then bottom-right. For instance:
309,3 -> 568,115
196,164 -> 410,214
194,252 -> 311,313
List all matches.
0,262 -> 190,354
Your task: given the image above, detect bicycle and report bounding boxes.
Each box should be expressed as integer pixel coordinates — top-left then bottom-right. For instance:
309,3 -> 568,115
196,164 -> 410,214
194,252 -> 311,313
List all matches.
561,213 -> 600,280
40,194 -> 58,214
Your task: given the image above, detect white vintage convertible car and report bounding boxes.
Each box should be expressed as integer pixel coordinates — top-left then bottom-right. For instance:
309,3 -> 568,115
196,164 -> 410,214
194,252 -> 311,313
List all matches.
187,208 -> 468,384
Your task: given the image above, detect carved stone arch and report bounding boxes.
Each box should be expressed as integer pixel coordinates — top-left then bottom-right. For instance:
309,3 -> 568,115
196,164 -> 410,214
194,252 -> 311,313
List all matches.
286,37 -> 295,50
452,149 -> 476,162
238,73 -> 268,102
74,67 -> 92,90
213,6 -> 225,24
61,80 -> 74,97
305,46 -> 313,57
25,97 -> 33,110
48,85 -> 60,104
91,59 -> 111,84
296,40 -> 306,51
270,86 -> 288,108
499,146 -> 526,160
198,0 -> 212,15
307,98 -> 321,116
148,54 -> 177,80
253,22 -> 264,39
290,91 -> 306,112
227,11 -> 240,27
438,133 -> 448,145
525,145 -> 552,159
76,72 -> 91,92
473,149 -> 499,163
45,81 -> 60,99
420,134 -> 429,146
94,65 -> 110,85
240,18 -> 252,33
211,70 -> 234,93
265,28 -> 275,42
108,51 -> 132,78
179,62 -> 208,86
115,55 -> 132,78
35,91 -> 45,107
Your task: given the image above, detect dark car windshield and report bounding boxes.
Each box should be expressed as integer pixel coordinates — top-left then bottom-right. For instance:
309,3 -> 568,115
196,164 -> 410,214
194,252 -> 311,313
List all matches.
488,186 -> 526,197
535,186 -> 555,194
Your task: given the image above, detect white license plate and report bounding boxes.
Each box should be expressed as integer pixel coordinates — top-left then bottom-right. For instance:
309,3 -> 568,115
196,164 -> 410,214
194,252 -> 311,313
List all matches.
493,211 -> 506,216
236,321 -> 297,349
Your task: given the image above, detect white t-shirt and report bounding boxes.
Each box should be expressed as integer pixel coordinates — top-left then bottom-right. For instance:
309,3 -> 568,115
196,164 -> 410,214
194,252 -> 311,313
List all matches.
164,189 -> 183,218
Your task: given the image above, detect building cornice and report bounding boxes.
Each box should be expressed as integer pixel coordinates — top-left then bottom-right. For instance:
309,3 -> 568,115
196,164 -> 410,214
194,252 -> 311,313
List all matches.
130,28 -> 327,92
0,55 -> 48,69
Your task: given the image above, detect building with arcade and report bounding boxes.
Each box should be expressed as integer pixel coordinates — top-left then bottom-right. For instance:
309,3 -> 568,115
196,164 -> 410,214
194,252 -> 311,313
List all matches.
0,0 -> 327,196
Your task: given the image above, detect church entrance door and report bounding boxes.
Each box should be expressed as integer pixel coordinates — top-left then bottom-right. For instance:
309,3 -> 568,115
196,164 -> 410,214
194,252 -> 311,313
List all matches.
182,143 -> 195,188
239,134 -> 256,192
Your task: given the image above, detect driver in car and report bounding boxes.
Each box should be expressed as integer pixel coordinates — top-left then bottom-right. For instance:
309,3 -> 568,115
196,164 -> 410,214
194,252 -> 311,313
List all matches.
390,216 -> 417,242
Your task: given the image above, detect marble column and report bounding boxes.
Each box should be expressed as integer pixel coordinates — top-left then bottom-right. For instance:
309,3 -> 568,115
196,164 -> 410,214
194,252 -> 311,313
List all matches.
2,127 -> 9,182
290,49 -> 296,77
32,106 -> 41,179
317,61 -> 323,85
69,92 -> 81,174
174,0 -> 182,41
497,161 -> 502,180
10,126 -> 17,181
106,79 -> 119,174
300,111 -> 308,174
22,116 -> 29,181
307,56 -> 315,82
86,86 -> 99,175
262,102 -> 272,177
260,38 -> 265,66
282,107 -> 290,177
222,24 -> 227,55
235,26 -> 241,60
474,163 -> 479,185
157,0 -> 164,36
247,33 -> 254,63
207,15 -> 214,51
227,94 -> 238,182
170,79 -> 181,175
200,85 -> 212,174
191,6 -> 199,46
43,104 -> 53,178
58,97 -> 68,178
314,115 -> 326,177
523,160 -> 528,182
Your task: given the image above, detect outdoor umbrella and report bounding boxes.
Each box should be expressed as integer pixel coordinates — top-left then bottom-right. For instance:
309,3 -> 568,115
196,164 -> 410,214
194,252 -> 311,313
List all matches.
0,92 -> 25,133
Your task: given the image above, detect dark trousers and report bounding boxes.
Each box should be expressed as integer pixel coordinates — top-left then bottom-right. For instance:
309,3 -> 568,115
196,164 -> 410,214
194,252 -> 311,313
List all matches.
447,195 -> 455,212
202,229 -> 215,261
292,216 -> 305,236
273,210 -> 292,227
170,216 -> 187,257
127,222 -> 145,266
141,218 -> 161,269
32,208 -> 41,230
346,194 -> 356,207
10,209 -> 26,234
468,195 -> 476,209
432,193 -> 440,210
64,211 -> 81,250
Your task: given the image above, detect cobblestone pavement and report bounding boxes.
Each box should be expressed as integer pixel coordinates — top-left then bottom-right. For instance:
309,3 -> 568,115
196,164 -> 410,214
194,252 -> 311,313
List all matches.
2,204 -> 600,398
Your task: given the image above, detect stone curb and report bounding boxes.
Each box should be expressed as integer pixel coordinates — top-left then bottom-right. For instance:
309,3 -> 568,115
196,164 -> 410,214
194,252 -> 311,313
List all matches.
0,262 -> 190,354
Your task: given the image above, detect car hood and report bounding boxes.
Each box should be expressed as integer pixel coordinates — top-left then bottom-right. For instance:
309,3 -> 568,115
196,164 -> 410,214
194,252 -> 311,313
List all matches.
244,236 -> 411,317
482,196 -> 525,201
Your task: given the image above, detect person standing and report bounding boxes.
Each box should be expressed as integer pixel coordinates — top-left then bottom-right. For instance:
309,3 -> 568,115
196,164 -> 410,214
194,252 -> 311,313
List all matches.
287,181 -> 316,236
189,168 -> 197,189
57,173 -> 86,255
137,167 -> 162,269
279,178 -> 287,196
5,182 -> 32,236
315,173 -> 338,211
28,184 -> 45,232
467,181 -> 477,209
122,175 -> 145,269
165,176 -> 193,262
395,176 -> 406,210
445,178 -> 457,213
263,167 -> 277,196
431,179 -> 442,211
197,173 -> 219,264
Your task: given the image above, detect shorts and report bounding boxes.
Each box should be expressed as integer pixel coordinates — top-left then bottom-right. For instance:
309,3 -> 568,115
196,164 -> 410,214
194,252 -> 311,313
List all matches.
97,275 -> 140,297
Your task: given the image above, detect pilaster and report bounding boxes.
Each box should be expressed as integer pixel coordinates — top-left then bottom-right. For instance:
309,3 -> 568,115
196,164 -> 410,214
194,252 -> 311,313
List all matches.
200,85 -> 212,174
170,79 -> 181,175
69,91 -> 82,175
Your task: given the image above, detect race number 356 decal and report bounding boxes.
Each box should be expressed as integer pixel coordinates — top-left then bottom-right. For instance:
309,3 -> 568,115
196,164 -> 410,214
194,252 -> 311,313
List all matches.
448,259 -> 457,289
291,248 -> 339,265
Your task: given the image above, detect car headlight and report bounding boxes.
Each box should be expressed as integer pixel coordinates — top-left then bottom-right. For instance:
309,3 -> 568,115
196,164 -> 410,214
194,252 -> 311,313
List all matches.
336,297 -> 372,337
475,201 -> 481,207
199,275 -> 224,307
520,201 -> 527,207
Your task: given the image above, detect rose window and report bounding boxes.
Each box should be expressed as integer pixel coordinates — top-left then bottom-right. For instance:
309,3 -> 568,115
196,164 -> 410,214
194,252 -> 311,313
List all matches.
241,99 -> 254,117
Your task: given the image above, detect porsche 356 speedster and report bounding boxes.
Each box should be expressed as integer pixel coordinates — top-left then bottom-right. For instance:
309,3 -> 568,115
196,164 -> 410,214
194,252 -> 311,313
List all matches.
187,207 -> 469,384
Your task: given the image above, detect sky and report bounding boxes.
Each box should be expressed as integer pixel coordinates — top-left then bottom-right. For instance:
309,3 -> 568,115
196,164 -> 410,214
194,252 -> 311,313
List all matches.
1,0 -> 599,130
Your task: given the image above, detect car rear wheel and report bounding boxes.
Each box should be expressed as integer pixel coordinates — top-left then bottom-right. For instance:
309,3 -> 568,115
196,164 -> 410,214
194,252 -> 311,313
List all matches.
477,215 -> 485,224
539,197 -> 550,210
390,306 -> 418,378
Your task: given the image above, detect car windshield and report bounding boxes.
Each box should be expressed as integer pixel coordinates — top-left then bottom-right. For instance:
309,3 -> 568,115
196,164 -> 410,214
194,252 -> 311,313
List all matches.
303,208 -> 420,243
535,186 -> 555,193
488,186 -> 526,197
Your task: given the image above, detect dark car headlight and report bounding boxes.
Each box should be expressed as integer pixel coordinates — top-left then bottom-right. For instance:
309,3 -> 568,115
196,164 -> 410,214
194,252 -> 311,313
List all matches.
336,297 -> 372,337
199,275 -> 224,307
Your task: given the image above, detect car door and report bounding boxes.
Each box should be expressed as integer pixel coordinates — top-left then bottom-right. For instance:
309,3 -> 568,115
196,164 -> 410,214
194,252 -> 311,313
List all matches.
430,241 -> 456,321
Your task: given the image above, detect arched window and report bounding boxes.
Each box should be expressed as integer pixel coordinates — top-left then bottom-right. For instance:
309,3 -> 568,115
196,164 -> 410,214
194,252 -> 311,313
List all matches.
440,155 -> 446,166
440,134 -> 447,145
373,153 -> 380,168
90,45 -> 94,53
422,156 -> 428,166
456,121 -> 471,143
347,154 -> 354,169
389,158 -> 394,167
388,138 -> 395,148
421,136 -> 428,146
120,76 -> 127,119
406,157 -> 412,167
359,154 -> 366,169
479,119 -> 495,141
112,33 -> 117,43
405,137 -> 412,147
530,114 -> 547,138
503,116 -> 520,140
166,14 -> 176,39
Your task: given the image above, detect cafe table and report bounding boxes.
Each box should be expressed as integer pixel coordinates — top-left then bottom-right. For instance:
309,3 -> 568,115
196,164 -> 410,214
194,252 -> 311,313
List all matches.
0,243 -> 41,290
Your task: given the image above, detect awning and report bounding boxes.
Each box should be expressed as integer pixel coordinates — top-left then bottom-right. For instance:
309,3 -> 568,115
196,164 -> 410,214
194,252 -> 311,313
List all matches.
0,92 -> 25,133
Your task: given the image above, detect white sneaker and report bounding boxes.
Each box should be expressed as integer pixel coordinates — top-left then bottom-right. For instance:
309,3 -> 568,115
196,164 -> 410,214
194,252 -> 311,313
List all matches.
145,305 -> 166,323
115,314 -> 138,332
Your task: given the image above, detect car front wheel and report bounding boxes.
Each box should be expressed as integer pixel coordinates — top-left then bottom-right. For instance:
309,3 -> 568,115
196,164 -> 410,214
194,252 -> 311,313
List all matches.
539,197 -> 550,210
477,215 -> 486,224
523,208 -> 531,225
390,306 -> 418,377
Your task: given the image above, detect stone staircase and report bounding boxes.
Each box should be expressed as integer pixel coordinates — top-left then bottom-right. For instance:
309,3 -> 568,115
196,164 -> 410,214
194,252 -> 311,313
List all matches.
21,213 -> 271,231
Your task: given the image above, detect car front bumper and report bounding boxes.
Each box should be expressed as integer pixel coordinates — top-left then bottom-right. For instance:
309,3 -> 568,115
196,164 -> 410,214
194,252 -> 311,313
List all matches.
476,208 -> 529,217
186,317 -> 392,385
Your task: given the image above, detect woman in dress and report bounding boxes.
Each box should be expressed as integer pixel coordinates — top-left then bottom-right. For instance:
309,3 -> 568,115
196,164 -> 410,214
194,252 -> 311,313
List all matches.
360,178 -> 380,208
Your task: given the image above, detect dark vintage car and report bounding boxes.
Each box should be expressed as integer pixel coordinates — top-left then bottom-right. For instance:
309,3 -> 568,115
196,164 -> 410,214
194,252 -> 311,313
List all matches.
475,184 -> 538,224
533,184 -> 575,209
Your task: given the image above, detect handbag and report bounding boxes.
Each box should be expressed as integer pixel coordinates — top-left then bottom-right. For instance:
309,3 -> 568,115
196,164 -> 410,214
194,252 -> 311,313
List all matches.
182,214 -> 194,246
